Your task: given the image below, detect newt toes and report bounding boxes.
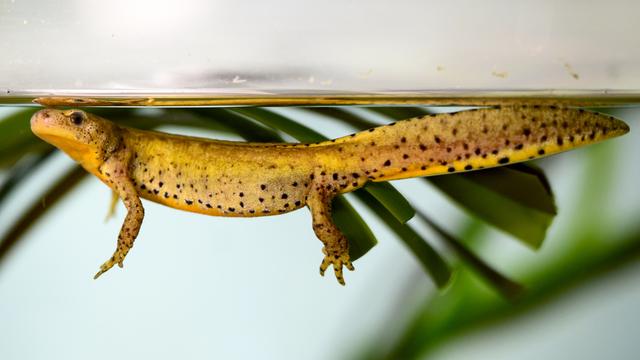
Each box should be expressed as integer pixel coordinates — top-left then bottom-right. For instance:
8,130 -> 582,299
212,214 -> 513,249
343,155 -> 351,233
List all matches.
30,107 -> 629,285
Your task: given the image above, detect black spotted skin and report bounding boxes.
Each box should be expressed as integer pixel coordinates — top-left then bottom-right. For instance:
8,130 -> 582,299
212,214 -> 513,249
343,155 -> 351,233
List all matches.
30,106 -> 629,284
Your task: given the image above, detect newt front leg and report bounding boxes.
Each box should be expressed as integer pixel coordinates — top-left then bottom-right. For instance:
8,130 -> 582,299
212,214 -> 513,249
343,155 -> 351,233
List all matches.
307,174 -> 355,285
94,149 -> 144,279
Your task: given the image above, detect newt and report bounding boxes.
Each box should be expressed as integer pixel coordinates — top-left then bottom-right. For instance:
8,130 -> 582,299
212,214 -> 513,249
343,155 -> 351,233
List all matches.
30,106 -> 629,284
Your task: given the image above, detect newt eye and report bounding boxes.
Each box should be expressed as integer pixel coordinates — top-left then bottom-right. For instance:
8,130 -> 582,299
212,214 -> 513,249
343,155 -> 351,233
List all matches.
70,112 -> 84,125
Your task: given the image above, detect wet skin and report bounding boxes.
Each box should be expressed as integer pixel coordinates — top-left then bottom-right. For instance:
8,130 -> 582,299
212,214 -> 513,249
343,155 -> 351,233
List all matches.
30,107 -> 629,284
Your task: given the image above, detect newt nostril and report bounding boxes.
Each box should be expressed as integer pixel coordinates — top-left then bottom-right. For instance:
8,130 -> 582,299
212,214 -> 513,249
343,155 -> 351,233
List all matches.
30,109 -> 51,128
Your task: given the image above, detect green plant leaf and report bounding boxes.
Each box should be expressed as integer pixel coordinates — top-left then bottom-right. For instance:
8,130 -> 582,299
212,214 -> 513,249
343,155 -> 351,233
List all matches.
307,108 -> 378,129
427,167 -> 555,249
182,109 -> 280,142
359,192 -> 451,287
233,108 -> 325,142
364,182 -> 415,224
417,211 -> 523,299
0,150 -> 54,207
93,109 -> 236,134
333,196 -> 378,260
0,109 -> 50,168
438,164 -> 556,216
506,163 -> 554,208
366,106 -> 432,119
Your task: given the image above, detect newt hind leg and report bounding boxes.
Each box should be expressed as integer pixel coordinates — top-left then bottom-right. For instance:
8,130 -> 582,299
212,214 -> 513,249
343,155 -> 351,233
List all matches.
306,179 -> 354,285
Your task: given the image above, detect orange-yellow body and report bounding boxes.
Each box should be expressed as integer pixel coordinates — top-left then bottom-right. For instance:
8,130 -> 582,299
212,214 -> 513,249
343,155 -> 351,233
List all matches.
30,106 -> 629,284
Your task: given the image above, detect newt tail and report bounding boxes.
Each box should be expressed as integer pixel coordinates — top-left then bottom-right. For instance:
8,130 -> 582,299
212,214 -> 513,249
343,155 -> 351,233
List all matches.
315,106 -> 629,183
30,106 -> 629,285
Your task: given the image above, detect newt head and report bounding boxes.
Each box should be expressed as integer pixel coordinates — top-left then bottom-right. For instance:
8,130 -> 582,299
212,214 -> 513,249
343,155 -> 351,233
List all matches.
31,108 -> 121,172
